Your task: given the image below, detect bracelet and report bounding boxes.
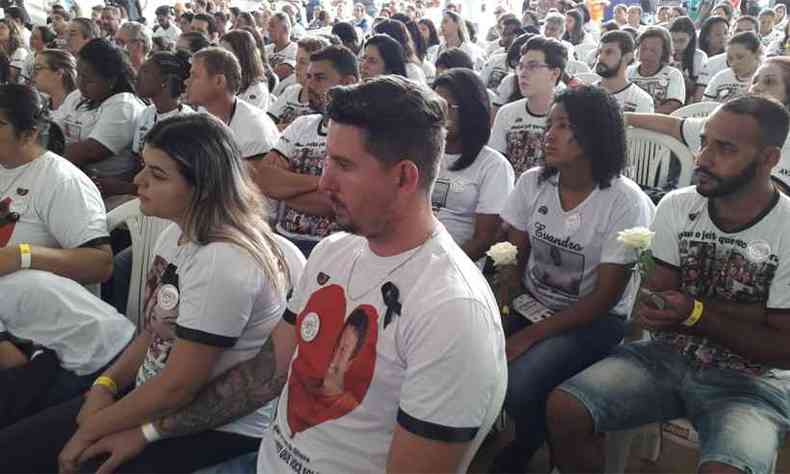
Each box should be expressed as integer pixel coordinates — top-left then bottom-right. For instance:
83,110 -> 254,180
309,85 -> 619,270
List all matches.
18,243 -> 31,269
141,422 -> 162,443
92,375 -> 118,396
683,299 -> 704,327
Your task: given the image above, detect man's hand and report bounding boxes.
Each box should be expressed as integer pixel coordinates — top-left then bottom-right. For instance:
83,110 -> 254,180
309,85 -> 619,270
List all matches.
58,430 -> 98,474
76,388 -> 116,426
79,427 -> 148,474
505,324 -> 545,362
635,289 -> 694,330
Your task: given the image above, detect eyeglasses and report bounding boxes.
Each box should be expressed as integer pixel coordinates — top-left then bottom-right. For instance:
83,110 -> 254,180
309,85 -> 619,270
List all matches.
518,62 -> 552,72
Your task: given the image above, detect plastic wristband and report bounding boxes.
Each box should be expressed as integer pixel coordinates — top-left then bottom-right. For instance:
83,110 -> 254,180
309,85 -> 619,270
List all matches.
683,299 -> 704,327
92,375 -> 118,396
18,243 -> 31,269
141,422 -> 162,443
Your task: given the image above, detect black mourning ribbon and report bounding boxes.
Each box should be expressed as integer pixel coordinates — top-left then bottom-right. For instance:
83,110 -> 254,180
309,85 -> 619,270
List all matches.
382,282 -> 402,329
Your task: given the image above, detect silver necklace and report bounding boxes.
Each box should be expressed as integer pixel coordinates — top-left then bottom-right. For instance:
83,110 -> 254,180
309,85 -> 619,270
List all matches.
346,229 -> 437,301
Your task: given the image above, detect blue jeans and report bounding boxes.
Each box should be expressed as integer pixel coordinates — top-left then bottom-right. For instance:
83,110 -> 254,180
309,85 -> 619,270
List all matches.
504,314 -> 625,460
560,341 -> 790,474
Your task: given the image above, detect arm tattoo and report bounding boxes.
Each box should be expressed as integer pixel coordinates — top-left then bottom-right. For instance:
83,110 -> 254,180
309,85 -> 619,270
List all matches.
155,337 -> 287,438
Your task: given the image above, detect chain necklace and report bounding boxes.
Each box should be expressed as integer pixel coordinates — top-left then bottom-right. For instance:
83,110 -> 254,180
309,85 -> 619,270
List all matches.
346,228 -> 437,301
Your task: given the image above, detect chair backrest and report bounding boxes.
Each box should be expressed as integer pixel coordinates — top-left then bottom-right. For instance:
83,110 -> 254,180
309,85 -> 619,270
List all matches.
575,72 -> 602,84
107,198 -> 171,331
625,127 -> 695,188
670,101 -> 719,119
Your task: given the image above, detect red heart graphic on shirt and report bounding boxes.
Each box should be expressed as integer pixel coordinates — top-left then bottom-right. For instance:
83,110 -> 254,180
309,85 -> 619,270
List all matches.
286,284 -> 379,437
0,197 -> 17,247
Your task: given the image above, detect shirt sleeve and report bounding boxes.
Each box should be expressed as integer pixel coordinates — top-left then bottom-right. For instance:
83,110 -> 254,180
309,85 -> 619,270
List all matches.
238,114 -> 280,159
272,117 -> 302,161
44,175 -> 109,248
488,106 -> 509,155
767,246 -> 790,310
637,89 -> 655,113
600,188 -> 656,265
649,192 -> 683,268
703,72 -> 719,99
475,151 -> 515,215
665,68 -> 686,104
89,95 -> 140,153
500,170 -> 537,231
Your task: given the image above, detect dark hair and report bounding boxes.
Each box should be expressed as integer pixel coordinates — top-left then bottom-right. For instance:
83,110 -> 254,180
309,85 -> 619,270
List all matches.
178,31 -> 210,54
236,11 -> 255,28
310,45 -> 359,79
149,50 -> 191,97
364,34 -> 407,77
194,47 -> 241,94
33,25 -> 57,48
78,38 -> 137,108
736,15 -> 760,32
699,16 -> 729,55
541,85 -> 625,188
721,95 -> 790,147
222,30 -> 265,92
374,18 -> 417,62
433,68 -> 490,171
601,20 -> 620,32
729,30 -> 762,54
180,11 -> 194,24
670,16 -> 699,80
522,36 -> 568,83
0,84 -> 64,153
326,76 -> 445,193
5,6 -> 29,26
601,30 -> 635,56
418,18 -> 440,48
193,13 -> 217,34
562,9 -> 586,45
332,21 -> 360,54
507,32 -> 535,69
403,19 -> 427,62
465,19 -> 477,43
155,5 -> 173,16
637,26 -> 672,65
435,47 -> 474,70
712,1 -> 734,22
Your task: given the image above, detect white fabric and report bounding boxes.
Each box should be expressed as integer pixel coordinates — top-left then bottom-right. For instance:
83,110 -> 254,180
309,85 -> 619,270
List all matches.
55,90 -> 146,177
239,80 -> 271,112
489,98 -> 548,177
9,47 -> 28,76
761,29 -> 782,47
493,72 -> 518,107
434,41 -> 485,70
421,59 -> 436,84
0,151 -> 108,248
265,41 -> 298,69
600,81 -> 655,113
671,49 -> 707,85
257,224 -> 507,473
501,168 -> 655,314
649,186 -> 790,377
135,223 -> 288,437
627,63 -> 686,107
272,73 -> 297,98
697,52 -> 727,87
152,23 -> 181,42
0,270 -> 134,375
703,67 -> 752,103
480,52 -> 510,91
226,98 -> 280,159
405,61 -> 427,84
432,146 -> 515,246
267,84 -> 314,126
132,104 -> 195,156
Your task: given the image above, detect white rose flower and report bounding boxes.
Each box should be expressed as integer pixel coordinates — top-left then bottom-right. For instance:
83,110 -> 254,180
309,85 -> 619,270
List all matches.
486,242 -> 518,267
157,284 -> 180,311
617,227 -> 655,251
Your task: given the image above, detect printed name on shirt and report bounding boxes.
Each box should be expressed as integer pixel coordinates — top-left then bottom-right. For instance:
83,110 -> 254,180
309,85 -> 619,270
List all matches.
273,425 -> 319,474
534,221 -> 584,251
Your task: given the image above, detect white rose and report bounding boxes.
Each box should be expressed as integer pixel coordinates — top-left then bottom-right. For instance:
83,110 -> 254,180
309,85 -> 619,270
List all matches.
157,284 -> 180,311
486,242 -> 518,267
617,227 -> 655,251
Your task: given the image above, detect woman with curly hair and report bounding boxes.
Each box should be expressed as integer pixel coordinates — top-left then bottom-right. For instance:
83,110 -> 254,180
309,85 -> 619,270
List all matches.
0,19 -> 27,83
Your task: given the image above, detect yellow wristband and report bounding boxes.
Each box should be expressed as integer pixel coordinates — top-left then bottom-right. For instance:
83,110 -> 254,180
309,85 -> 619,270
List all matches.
18,243 -> 31,269
93,375 -> 119,396
683,299 -> 704,327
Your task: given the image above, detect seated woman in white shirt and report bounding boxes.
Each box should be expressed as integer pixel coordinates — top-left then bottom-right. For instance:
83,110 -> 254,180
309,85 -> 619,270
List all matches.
491,85 -> 654,473
360,34 -> 407,80
704,31 -> 762,102
221,30 -> 271,112
0,84 -> 111,285
669,16 -> 708,103
0,113 -> 294,473
55,38 -> 146,207
432,68 -> 515,262
32,49 -> 77,117
0,19 -> 28,84
434,11 -> 482,70
374,18 -> 429,84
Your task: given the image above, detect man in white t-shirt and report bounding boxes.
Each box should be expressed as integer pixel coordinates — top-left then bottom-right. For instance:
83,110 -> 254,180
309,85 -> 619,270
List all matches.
595,30 -> 654,113
548,95 -> 790,474
103,74 -> 506,474
627,26 -> 686,114
267,37 -> 328,129
115,22 -> 152,73
254,45 -> 358,256
266,12 -> 298,83
490,36 -> 565,177
152,6 -> 182,44
185,47 -> 280,160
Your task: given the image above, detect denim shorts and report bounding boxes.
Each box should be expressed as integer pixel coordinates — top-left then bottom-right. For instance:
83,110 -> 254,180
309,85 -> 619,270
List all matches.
559,341 -> 790,474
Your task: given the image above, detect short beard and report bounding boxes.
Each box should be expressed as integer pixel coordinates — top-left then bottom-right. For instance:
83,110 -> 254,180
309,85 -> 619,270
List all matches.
595,58 -> 621,79
695,160 -> 760,198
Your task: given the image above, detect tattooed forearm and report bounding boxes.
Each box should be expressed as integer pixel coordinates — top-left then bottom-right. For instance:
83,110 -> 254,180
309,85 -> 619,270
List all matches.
155,337 -> 287,438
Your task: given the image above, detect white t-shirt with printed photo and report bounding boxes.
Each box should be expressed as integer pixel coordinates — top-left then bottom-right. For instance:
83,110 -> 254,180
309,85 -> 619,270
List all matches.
239,80 -> 271,112
9,47 -> 28,78
489,98 -> 548,177
697,52 -> 728,88
132,104 -> 195,156
267,84 -> 315,126
481,52 -> 510,91
136,223 -> 288,437
272,72 -> 298,98
493,72 -> 519,107
627,63 -> 686,108
265,41 -> 298,69
703,67 -> 752,103
432,146 -> 515,247
152,23 -> 182,42
226,97 -> 280,159
599,81 -> 655,113
54,90 -> 146,177
257,225 -> 506,474
670,49 -> 707,85
649,186 -> 790,377
501,169 -> 655,314
0,151 -> 108,249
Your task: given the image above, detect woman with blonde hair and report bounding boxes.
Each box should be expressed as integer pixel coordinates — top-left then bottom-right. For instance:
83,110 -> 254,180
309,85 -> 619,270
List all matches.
32,49 -> 77,115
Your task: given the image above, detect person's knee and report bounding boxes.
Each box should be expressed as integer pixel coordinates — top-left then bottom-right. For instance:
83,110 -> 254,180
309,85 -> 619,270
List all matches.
699,461 -> 746,474
546,388 -> 594,438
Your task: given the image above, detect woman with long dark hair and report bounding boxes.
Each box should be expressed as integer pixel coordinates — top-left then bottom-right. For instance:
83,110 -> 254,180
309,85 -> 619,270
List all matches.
221,30 -> 270,111
704,31 -> 762,102
670,16 -> 707,102
360,33 -> 407,80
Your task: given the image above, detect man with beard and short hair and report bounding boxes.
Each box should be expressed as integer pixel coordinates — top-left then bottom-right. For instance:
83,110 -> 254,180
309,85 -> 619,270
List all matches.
595,30 -> 654,113
546,95 -> 790,474
254,45 -> 359,257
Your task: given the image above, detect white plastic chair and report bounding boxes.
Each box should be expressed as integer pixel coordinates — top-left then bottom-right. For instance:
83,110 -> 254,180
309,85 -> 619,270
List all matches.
625,128 -> 695,189
575,72 -> 602,84
670,101 -> 720,119
107,198 -> 170,331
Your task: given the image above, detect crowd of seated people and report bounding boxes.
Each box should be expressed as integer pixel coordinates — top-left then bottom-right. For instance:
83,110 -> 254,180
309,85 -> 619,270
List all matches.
0,0 -> 789,472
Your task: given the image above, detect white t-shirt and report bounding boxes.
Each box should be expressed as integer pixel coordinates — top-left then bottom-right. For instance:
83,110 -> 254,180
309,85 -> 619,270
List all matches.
152,22 -> 181,42
0,151 -> 108,249
0,270 -> 134,375
226,98 -> 280,159
132,104 -> 195,156
703,67 -> 752,102
670,49 -> 707,85
489,98 -> 548,177
599,81 -> 655,113
432,146 -> 515,246
480,52 -> 510,91
9,47 -> 28,78
136,223 -> 288,437
422,59 -> 436,84
55,90 -> 146,177
649,186 -> 790,377
501,169 -> 655,314
257,225 -> 506,473
434,41 -> 485,70
493,72 -> 519,107
761,28 -> 782,48
239,80 -> 271,112
273,114 -> 335,241
265,41 -> 298,70
267,84 -> 315,126
697,52 -> 727,87
405,61 -> 427,84
627,63 -> 686,108
272,73 -> 298,99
